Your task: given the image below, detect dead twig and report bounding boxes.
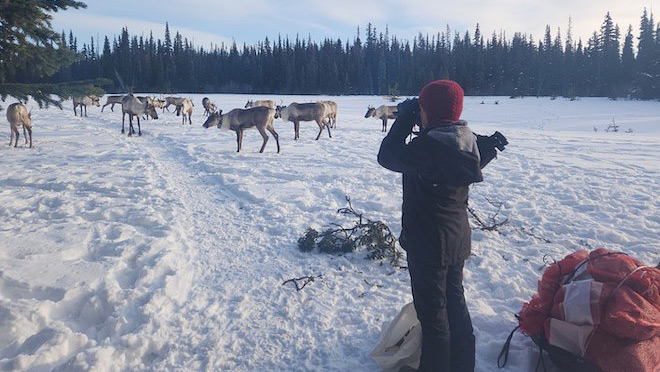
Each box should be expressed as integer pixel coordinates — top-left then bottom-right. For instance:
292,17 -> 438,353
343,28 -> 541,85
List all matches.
364,279 -> 384,288
520,226 -> 552,243
282,275 -> 322,291
468,198 -> 509,231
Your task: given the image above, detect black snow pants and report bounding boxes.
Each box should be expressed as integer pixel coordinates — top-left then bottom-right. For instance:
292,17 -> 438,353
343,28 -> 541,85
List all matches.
407,257 -> 476,372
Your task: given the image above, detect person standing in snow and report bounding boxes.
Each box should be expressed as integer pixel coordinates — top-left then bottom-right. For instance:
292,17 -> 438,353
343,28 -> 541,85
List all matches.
378,80 -> 486,371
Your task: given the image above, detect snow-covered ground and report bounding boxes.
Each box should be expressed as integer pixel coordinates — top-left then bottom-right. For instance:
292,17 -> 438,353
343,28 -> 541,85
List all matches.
1,94 -> 658,371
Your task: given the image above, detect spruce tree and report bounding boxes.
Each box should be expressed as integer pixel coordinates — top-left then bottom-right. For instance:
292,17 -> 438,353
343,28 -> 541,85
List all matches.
564,17 -> 576,98
655,23 -> 660,98
636,8 -> 656,99
599,12 -> 621,97
0,0 -> 107,109
621,25 -> 635,95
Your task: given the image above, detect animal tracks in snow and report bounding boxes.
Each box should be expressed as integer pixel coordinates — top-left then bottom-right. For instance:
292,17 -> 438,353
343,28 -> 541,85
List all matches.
1,95 -> 658,371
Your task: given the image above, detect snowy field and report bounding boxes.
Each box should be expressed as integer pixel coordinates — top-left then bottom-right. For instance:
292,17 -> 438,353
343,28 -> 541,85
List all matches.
1,94 -> 659,371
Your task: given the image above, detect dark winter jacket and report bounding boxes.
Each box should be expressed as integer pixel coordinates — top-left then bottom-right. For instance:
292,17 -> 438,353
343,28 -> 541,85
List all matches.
377,116 -> 483,265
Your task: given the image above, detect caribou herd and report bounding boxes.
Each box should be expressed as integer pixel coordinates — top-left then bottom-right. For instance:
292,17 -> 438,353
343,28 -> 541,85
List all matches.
7,94 -> 401,151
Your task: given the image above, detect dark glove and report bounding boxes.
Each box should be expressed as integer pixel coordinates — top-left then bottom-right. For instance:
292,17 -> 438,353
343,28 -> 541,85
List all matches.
391,98 -> 420,133
491,131 -> 508,151
396,98 -> 421,122
475,131 -> 508,168
475,131 -> 508,152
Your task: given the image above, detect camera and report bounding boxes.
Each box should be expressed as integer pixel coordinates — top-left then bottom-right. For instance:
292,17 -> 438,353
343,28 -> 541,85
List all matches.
490,131 -> 508,151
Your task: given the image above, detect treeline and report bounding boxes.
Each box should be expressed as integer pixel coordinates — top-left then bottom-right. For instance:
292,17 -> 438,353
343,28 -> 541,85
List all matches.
50,10 -> 660,98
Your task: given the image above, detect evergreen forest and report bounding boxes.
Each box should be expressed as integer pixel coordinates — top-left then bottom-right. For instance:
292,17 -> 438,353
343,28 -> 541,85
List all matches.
13,10 -> 660,99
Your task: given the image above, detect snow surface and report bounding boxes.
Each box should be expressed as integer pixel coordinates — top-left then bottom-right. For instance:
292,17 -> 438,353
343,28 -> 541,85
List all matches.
1,94 -> 658,371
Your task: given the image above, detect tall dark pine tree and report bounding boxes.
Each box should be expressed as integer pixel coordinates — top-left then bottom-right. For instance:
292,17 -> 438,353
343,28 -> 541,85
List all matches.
550,27 -> 564,96
635,9 -> 657,99
621,25 -> 635,95
564,17 -> 577,98
100,36 -> 113,80
655,22 -> 660,98
163,22 -> 175,91
599,12 -> 621,97
538,25 -> 555,96
585,31 -> 601,95
471,23 -> 486,94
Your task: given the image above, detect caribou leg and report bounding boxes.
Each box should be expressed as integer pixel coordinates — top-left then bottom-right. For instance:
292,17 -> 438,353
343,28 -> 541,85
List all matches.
27,127 -> 32,148
235,129 -> 242,152
137,116 -> 141,136
122,112 -> 126,134
10,127 -> 18,147
22,125 -> 27,144
128,114 -> 133,136
382,118 -> 387,132
266,126 -> 280,153
315,120 -> 324,140
257,126 -> 269,153
325,119 -> 332,138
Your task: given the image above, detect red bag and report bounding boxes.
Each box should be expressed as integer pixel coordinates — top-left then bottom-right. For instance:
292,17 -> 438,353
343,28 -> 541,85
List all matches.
517,248 -> 660,372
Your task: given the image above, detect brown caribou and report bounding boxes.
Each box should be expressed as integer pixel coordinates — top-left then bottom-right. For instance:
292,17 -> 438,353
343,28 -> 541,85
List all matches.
320,100 -> 338,128
101,95 -> 123,112
202,97 -> 217,116
6,103 -> 32,148
245,99 -> 274,109
121,94 -> 158,136
202,106 -> 280,153
365,105 -> 398,132
175,98 -> 194,125
275,102 -> 331,140
162,96 -> 186,112
73,95 -> 100,117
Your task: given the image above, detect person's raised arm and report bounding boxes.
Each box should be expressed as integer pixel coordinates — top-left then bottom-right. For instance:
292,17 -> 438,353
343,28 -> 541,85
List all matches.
377,99 -> 429,173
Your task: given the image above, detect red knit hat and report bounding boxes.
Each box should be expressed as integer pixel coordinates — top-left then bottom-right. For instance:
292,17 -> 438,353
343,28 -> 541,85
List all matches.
418,80 -> 464,123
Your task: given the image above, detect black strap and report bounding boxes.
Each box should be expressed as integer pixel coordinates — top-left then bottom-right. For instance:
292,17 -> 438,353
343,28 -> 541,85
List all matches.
497,325 -> 519,368
534,341 -> 548,372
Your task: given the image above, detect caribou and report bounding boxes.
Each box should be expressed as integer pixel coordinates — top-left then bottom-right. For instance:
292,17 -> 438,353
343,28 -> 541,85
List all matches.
6,103 -> 32,148
245,99 -> 274,109
152,98 -> 166,110
275,102 -> 331,140
73,95 -> 100,117
101,95 -> 124,112
176,98 -> 194,125
365,105 -> 398,132
162,96 -> 186,112
202,97 -> 217,116
136,96 -> 163,120
203,106 -> 280,153
320,100 -> 338,128
121,94 -> 158,136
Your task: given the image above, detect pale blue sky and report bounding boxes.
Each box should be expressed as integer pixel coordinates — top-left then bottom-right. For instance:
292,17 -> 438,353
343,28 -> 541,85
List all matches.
52,1 -> 658,49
